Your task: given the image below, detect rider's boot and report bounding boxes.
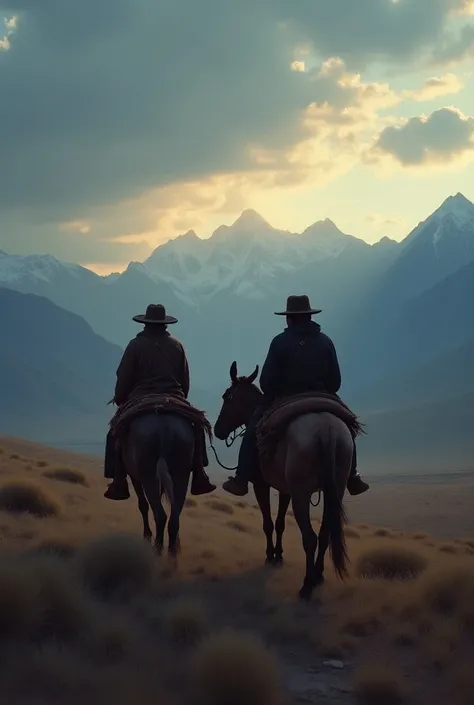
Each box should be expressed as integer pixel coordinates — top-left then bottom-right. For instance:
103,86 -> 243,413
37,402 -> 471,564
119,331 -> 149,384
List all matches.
191,467 -> 216,495
345,439 -> 369,496
104,477 -> 130,500
222,475 -> 249,497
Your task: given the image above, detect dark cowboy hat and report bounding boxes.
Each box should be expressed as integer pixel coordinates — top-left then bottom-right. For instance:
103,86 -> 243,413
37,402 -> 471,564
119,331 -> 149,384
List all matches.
132,304 -> 178,325
275,295 -> 322,316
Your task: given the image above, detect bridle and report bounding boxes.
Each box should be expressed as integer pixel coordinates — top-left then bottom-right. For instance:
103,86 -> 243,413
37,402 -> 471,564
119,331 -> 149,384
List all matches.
209,425 -> 246,471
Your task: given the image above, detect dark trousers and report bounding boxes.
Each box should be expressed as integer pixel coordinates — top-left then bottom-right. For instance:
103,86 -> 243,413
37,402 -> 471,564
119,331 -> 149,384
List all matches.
235,406 -> 266,484
104,431 -> 127,481
235,406 -> 357,483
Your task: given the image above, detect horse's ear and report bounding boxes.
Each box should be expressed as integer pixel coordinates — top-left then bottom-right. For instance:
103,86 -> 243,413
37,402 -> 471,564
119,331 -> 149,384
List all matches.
230,361 -> 238,382
248,365 -> 259,384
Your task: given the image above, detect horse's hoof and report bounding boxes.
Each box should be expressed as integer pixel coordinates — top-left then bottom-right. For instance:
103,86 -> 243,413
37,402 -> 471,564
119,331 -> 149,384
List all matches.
313,573 -> 325,587
265,556 -> 275,566
154,544 -> 164,556
143,533 -> 152,543
168,542 -> 181,558
273,556 -> 284,568
298,586 -> 313,602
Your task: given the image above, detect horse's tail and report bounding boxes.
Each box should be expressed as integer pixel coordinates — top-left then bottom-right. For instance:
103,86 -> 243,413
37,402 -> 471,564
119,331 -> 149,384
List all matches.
321,425 -> 349,580
156,457 -> 174,509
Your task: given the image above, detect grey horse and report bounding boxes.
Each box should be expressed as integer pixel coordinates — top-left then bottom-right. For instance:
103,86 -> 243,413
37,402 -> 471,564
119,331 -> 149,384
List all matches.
214,362 -> 353,600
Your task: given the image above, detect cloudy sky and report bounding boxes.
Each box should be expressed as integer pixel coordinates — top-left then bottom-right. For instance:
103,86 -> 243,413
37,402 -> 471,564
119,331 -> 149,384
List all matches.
1,0 -> 474,273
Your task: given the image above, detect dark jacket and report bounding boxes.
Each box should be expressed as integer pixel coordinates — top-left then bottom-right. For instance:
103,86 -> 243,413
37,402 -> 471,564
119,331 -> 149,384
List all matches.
114,327 -> 190,406
259,321 -> 341,404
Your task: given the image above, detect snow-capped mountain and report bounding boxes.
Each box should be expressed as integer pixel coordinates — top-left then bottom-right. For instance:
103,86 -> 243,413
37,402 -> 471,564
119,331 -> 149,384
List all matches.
402,192 -> 474,257
0,251 -> 91,285
137,209 -> 372,304
376,192 -> 474,305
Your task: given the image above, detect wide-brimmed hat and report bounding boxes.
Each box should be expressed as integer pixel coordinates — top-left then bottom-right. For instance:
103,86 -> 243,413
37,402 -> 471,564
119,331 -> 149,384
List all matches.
132,304 -> 178,325
275,295 -> 322,316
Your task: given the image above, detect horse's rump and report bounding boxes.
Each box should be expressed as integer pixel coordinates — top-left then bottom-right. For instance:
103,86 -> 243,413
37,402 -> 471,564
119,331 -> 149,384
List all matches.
110,393 -> 212,473
256,392 -> 363,477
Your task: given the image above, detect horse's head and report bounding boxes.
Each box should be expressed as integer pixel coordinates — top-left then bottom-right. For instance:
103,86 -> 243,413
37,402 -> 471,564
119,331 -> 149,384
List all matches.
214,361 -> 262,440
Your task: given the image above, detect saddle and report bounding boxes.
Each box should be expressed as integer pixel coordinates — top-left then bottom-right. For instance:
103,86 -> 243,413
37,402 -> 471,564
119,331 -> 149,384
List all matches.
109,393 -> 212,472
256,391 -> 364,474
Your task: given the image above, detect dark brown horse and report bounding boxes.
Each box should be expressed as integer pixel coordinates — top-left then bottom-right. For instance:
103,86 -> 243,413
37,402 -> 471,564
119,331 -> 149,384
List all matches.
214,362 -> 352,600
120,412 -> 195,556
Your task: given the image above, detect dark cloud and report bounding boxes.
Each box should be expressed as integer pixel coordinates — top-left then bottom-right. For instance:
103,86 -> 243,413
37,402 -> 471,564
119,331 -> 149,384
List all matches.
274,0 -> 469,67
372,107 -> 474,165
0,0 -> 471,260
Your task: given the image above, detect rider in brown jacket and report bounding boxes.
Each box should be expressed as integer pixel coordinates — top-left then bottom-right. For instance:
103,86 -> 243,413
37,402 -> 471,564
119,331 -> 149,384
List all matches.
104,304 -> 216,500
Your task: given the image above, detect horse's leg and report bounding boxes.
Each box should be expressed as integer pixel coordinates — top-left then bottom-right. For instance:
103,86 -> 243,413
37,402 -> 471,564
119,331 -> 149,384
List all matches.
313,514 -> 330,586
253,479 -> 276,564
167,472 -> 190,557
129,477 -> 152,542
141,477 -> 167,555
291,492 -> 318,600
274,492 -> 291,565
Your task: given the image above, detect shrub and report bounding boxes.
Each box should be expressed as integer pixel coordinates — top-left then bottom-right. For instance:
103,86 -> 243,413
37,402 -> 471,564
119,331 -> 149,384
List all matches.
0,559 -> 35,637
75,533 -> 155,597
421,565 -> 474,617
356,545 -> 427,581
43,467 -> 88,487
192,629 -> 284,705
166,597 -> 207,645
0,481 -> 60,518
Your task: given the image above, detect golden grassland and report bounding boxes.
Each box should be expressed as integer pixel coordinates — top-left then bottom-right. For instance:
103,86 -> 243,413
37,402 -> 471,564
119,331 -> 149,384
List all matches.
0,436 -> 473,705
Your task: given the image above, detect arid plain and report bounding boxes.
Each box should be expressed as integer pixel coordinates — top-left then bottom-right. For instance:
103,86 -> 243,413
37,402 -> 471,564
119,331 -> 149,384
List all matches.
0,434 -> 473,705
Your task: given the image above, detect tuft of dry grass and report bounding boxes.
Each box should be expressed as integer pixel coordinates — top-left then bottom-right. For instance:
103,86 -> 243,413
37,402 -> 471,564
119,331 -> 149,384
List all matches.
27,555 -> 96,641
166,597 -> 207,645
206,499 -> 235,515
420,564 -> 474,618
32,537 -> 78,559
373,528 -> 392,538
191,629 -> 284,705
43,467 -> 89,487
353,665 -> 405,703
356,544 -> 427,581
0,481 -> 60,518
0,558 -> 36,637
227,520 -> 251,533
74,533 -> 156,597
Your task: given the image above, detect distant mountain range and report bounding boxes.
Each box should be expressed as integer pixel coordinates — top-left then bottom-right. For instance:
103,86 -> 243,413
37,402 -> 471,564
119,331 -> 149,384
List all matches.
0,288 -> 122,444
0,192 -> 473,471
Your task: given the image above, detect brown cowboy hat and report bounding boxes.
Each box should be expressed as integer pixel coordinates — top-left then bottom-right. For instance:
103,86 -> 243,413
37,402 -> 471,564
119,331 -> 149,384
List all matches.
275,295 -> 322,316
132,303 -> 178,325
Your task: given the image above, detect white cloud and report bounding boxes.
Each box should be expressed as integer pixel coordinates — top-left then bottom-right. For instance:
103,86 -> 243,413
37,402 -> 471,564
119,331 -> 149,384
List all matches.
403,73 -> 464,101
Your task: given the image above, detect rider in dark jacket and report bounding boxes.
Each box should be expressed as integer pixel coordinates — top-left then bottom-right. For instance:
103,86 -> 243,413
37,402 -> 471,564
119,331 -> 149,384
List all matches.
104,303 -> 216,500
222,295 -> 369,497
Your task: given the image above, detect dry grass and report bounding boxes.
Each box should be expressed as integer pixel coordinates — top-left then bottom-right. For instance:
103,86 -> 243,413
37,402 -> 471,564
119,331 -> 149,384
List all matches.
43,467 -> 89,486
0,435 -> 472,705
191,629 -> 285,705
356,544 -> 427,581
353,665 -> 405,703
0,480 -> 60,517
166,597 -> 208,645
74,533 -> 156,597
206,498 -> 235,515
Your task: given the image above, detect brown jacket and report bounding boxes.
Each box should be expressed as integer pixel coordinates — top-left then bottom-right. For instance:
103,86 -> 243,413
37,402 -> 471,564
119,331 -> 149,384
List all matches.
114,327 -> 190,406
